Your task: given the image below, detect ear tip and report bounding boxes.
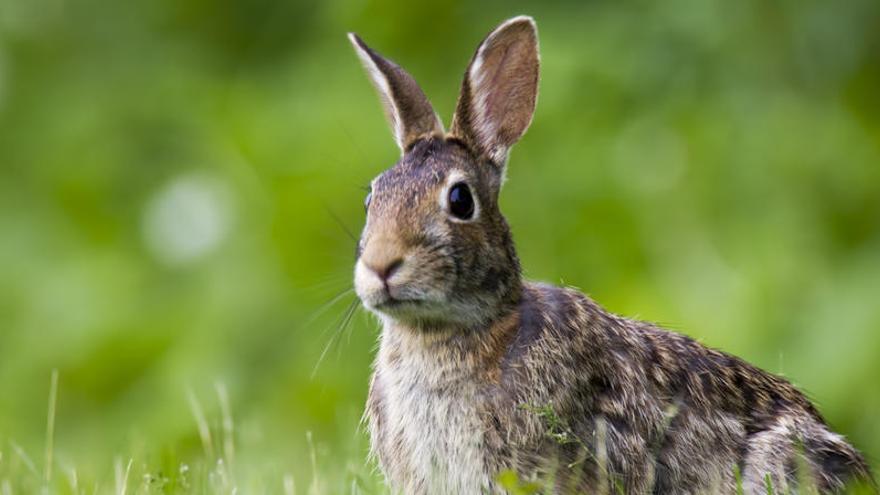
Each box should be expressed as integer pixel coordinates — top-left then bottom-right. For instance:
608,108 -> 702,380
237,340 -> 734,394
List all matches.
347,32 -> 364,48
498,15 -> 538,34
508,15 -> 536,26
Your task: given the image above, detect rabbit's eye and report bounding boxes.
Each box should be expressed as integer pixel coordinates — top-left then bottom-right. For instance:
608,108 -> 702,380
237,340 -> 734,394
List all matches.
364,190 -> 372,212
447,183 -> 474,220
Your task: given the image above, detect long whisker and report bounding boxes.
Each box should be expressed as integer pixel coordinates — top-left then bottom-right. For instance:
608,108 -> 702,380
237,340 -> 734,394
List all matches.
336,299 -> 363,359
296,273 -> 353,295
303,287 -> 355,329
334,299 -> 360,355
311,297 -> 360,379
322,203 -> 358,244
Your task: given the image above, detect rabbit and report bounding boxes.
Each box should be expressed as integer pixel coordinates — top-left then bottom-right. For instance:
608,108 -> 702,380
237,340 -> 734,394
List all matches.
348,16 -> 872,495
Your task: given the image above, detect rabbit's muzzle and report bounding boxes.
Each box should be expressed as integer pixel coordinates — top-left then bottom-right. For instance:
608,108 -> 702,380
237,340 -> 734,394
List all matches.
354,230 -> 453,324
355,232 -> 407,309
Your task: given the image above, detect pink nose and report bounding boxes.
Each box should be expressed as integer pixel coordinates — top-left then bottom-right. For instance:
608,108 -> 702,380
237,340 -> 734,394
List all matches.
366,258 -> 403,282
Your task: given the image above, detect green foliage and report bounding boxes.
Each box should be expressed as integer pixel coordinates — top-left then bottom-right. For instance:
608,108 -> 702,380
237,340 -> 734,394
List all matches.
1,0 -> 879,491
497,470 -> 543,495
520,403 -> 586,450
765,473 -> 776,495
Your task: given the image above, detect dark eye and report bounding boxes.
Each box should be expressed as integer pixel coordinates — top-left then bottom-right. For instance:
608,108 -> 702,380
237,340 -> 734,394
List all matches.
364,189 -> 372,213
447,182 -> 474,220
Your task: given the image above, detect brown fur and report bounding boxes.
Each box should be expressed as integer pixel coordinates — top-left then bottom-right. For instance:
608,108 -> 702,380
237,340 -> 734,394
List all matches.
349,17 -> 873,494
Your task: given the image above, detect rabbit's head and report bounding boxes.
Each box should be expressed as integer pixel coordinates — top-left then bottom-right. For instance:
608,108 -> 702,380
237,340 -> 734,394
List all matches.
350,17 -> 539,331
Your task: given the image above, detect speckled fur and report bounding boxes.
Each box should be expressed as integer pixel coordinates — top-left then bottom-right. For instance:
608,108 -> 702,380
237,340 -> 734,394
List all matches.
349,17 -> 872,495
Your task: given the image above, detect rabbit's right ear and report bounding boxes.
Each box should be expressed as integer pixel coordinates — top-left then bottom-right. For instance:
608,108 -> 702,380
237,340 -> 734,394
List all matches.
349,34 -> 444,153
450,16 -> 539,168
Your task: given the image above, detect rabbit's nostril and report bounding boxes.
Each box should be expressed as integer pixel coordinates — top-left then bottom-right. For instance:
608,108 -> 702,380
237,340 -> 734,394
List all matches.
372,258 -> 403,282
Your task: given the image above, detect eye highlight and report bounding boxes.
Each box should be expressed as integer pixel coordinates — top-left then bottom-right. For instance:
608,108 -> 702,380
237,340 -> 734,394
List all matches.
447,182 -> 474,220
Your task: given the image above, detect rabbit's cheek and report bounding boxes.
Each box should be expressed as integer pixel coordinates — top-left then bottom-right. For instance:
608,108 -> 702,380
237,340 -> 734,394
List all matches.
389,268 -> 441,303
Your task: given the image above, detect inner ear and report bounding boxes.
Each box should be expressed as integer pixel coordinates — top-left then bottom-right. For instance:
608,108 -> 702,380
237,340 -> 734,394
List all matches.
349,33 -> 445,153
450,16 -> 540,167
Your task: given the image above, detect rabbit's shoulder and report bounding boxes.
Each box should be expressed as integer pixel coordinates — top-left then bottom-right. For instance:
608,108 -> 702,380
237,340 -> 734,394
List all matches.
500,282 -> 634,384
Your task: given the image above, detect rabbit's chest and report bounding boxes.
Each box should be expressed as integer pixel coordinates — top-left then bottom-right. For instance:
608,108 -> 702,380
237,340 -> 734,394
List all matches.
375,362 -> 494,493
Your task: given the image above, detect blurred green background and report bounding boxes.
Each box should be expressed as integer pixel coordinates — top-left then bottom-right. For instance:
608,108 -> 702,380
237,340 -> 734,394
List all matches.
1,0 -> 879,491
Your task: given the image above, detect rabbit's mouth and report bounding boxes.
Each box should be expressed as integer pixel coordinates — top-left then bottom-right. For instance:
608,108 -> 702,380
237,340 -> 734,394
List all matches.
360,281 -> 492,329
364,290 -> 453,324
370,292 -> 435,313
375,297 -> 423,310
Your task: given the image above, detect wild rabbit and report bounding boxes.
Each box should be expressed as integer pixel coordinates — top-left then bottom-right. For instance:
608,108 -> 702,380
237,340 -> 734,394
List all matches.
348,16 -> 872,494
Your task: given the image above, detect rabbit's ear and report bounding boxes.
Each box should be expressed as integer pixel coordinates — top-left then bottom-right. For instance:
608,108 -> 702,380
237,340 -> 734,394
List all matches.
450,16 -> 539,168
349,33 -> 444,153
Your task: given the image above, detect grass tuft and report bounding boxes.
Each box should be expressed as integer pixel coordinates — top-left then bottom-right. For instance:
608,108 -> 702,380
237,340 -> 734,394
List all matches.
1,374 -> 872,494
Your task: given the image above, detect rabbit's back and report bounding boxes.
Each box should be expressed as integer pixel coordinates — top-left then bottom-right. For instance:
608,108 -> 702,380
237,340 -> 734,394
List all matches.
498,282 -> 870,493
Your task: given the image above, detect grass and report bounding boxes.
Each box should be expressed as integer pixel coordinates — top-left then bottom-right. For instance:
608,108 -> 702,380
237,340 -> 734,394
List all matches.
2,374 -> 874,495
0,371 -> 385,495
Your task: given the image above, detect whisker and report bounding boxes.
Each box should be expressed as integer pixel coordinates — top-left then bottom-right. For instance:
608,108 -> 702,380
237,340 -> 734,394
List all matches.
334,298 -> 360,349
335,300 -> 362,359
322,203 -> 358,244
337,120 -> 369,164
296,273 -> 353,294
303,287 -> 355,329
311,297 -> 360,379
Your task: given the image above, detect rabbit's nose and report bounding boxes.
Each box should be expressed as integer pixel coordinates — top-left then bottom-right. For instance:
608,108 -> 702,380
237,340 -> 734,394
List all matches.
360,234 -> 407,283
366,257 -> 403,283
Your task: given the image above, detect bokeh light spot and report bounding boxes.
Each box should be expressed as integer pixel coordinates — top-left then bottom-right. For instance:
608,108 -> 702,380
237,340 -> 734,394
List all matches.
142,173 -> 233,266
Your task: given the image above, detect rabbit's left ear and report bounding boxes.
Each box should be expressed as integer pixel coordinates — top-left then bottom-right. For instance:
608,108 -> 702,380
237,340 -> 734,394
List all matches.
450,16 -> 539,168
349,34 -> 444,153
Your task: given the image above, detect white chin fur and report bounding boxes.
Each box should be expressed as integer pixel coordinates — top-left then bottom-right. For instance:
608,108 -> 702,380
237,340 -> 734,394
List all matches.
354,259 -> 386,310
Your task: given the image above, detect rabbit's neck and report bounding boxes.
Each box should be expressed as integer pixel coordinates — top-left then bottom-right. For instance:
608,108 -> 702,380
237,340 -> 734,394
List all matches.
379,307 -> 520,387
371,312 -> 519,493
